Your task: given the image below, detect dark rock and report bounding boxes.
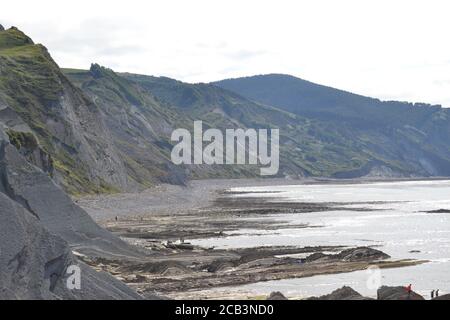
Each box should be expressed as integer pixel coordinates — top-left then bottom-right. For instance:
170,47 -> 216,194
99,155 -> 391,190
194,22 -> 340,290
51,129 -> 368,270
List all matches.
305,252 -> 328,262
90,63 -> 108,79
306,247 -> 390,263
0,127 -> 150,299
337,247 -> 390,261
207,260 -> 236,273
4,129 -> 54,175
0,24 -> 4,31
0,137 -> 142,259
433,294 -> 450,300
0,177 -> 141,299
377,286 -> 425,300
308,286 -> 372,300
267,292 -> 288,300
424,209 -> 450,214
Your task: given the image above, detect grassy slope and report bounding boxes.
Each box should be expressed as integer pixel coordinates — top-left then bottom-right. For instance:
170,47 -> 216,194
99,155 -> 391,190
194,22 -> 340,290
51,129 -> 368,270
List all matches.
64,65 -> 189,185
64,66 -> 262,181
121,73 -> 411,177
0,28 -> 118,195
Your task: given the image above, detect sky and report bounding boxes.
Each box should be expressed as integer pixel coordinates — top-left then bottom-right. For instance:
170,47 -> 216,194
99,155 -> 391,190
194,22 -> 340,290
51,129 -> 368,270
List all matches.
2,0 -> 450,107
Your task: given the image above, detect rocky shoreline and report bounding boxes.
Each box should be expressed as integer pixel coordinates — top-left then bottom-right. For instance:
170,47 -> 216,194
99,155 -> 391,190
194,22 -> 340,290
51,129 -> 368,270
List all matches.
78,244 -> 425,299
78,180 -> 429,300
269,285 -> 450,300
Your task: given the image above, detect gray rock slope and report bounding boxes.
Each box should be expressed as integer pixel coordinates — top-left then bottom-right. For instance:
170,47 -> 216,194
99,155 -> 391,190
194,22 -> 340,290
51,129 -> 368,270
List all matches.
377,286 -> 425,300
0,130 -> 143,259
0,127 -> 144,299
308,286 -> 373,300
0,191 -> 141,299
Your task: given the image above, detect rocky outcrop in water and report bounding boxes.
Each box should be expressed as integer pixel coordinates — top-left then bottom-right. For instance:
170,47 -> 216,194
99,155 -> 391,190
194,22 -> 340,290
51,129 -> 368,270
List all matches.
308,286 -> 373,300
433,294 -> 450,300
377,286 -> 425,300
307,285 -> 430,300
424,209 -> 450,214
306,247 -> 390,263
267,292 -> 288,300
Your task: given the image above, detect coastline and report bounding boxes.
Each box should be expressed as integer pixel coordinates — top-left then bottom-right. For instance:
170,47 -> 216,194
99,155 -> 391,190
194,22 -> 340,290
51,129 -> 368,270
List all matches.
76,177 -> 450,222
75,178 -> 434,299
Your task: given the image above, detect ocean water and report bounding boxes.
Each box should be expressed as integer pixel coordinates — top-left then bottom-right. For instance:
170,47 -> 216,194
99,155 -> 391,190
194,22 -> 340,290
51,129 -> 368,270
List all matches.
191,180 -> 450,298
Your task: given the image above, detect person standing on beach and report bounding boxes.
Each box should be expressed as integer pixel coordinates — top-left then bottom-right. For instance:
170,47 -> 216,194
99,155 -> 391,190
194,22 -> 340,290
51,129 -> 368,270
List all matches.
436,289 -> 439,297
431,290 -> 435,299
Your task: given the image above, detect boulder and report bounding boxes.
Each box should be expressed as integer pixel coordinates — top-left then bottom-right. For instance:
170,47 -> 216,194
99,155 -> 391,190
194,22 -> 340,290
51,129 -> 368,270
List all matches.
336,247 -> 390,261
433,294 -> 450,300
377,286 -> 425,300
308,286 -> 372,300
267,292 -> 288,300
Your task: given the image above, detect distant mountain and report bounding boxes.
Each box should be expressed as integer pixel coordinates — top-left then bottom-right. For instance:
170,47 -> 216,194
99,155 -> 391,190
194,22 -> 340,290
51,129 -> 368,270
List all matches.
214,74 -> 444,128
215,74 -> 450,177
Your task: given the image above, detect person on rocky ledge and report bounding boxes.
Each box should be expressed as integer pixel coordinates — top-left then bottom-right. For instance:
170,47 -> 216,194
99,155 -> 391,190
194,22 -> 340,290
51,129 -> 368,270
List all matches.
405,284 -> 412,299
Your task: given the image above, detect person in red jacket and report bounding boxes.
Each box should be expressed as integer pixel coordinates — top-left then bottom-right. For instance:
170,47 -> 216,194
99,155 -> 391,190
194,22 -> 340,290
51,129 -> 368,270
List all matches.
405,284 -> 412,299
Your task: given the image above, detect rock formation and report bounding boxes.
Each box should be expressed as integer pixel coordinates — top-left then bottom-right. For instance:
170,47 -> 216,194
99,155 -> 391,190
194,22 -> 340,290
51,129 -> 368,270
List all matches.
377,286 -> 425,300
267,291 -> 288,300
433,294 -> 450,300
0,126 -> 145,299
306,247 -> 390,263
308,286 -> 373,300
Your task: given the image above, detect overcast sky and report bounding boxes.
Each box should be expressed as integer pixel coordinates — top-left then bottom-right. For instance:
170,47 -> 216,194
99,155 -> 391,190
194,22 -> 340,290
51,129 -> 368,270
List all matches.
2,0 -> 450,106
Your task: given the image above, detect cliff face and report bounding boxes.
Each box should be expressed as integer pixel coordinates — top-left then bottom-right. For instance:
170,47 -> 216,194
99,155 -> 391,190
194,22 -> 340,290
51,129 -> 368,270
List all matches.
65,65 -> 191,186
0,27 -> 131,195
0,135 -> 142,258
4,26 -> 450,196
0,127 -> 142,299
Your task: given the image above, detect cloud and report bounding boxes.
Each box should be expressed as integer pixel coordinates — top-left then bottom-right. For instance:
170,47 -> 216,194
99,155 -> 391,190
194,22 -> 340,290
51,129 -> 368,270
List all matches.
224,49 -> 268,61
2,0 -> 450,107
